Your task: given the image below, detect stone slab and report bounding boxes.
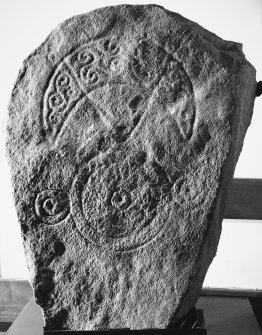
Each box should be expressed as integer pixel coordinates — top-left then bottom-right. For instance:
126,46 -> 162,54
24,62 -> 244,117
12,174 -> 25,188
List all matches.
6,4 -> 257,331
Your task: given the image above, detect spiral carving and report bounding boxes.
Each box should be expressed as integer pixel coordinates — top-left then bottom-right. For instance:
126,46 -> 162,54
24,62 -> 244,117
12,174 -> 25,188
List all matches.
35,189 -> 70,225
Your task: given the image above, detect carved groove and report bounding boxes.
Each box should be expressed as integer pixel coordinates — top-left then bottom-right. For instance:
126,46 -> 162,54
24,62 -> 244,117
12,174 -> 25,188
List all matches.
43,38 -> 197,146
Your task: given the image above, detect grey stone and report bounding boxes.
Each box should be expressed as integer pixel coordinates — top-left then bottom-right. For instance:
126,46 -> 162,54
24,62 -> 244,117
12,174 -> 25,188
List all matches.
6,4 -> 257,331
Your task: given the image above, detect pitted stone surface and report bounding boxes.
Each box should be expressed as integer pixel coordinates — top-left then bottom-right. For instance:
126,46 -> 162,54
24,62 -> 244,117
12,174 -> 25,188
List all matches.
7,4 -> 257,330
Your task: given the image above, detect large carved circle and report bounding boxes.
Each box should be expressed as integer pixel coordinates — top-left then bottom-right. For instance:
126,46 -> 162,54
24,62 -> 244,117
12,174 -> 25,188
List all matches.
70,153 -> 172,250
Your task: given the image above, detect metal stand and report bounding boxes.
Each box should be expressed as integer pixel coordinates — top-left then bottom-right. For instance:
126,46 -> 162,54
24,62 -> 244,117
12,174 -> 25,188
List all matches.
256,81 -> 262,97
44,307 -> 207,334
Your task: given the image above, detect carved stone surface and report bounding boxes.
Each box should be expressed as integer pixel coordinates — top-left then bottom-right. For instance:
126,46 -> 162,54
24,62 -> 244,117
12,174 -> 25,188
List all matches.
7,4 -> 257,330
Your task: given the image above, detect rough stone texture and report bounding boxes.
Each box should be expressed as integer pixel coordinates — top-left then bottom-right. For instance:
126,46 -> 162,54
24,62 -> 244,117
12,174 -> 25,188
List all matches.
6,4 -> 257,331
